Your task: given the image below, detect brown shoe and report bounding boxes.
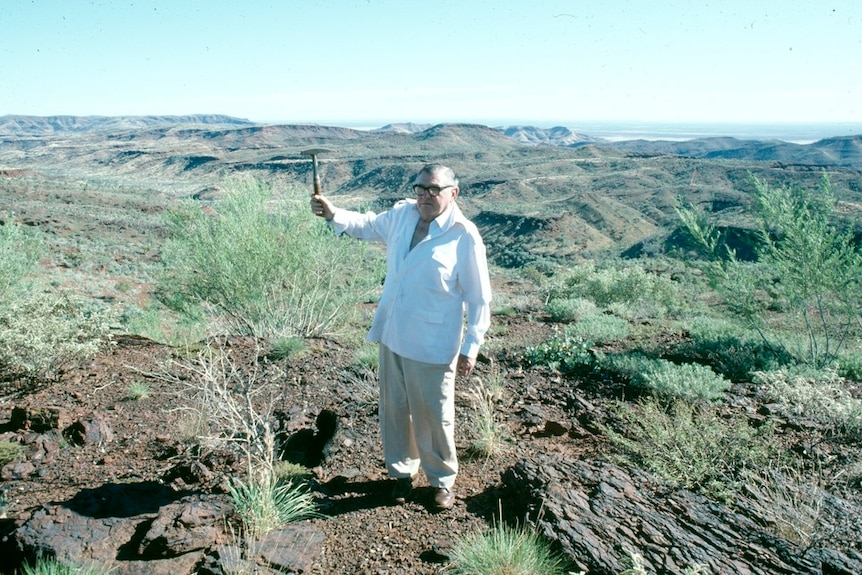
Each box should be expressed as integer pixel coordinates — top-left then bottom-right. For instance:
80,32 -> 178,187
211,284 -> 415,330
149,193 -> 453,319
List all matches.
433,487 -> 455,510
391,477 -> 412,505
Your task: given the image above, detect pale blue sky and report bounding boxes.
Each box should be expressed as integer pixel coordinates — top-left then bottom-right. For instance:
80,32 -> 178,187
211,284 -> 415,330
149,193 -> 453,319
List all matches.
1,1 -> 860,126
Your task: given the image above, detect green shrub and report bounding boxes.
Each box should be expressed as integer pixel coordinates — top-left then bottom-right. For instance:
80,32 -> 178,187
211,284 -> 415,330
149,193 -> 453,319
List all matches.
0,216 -> 41,300
678,316 -> 790,381
837,351 -> 862,382
21,557 -> 111,575
273,461 -> 313,482
351,344 -> 379,371
229,476 -> 320,539
0,440 -> 24,465
465,364 -> 509,459
125,381 -> 151,400
522,329 -> 594,375
567,314 -> 631,343
544,296 -> 598,323
0,292 -> 113,379
605,398 -> 776,500
545,260 -> 683,319
158,177 -> 384,338
677,175 -> 862,367
267,336 -> 307,361
603,354 -> 730,402
449,521 -> 569,575
121,305 -> 207,348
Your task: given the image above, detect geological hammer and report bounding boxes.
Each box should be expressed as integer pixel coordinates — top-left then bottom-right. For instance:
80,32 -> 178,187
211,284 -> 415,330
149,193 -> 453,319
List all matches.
301,148 -> 334,196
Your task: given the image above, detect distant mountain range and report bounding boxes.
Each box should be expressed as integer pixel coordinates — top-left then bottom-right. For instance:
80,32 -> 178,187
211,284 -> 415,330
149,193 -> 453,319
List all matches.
2,114 -> 861,168
0,114 -> 253,135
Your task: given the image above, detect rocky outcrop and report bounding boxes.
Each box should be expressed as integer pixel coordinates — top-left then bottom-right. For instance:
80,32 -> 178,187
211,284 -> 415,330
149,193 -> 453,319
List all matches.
503,457 -> 862,575
13,491 -> 324,575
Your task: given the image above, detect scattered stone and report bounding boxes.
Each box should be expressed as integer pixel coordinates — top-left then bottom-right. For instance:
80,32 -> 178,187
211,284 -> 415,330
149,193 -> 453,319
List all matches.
64,414 -> 114,446
1,461 -> 35,480
9,406 -> 72,433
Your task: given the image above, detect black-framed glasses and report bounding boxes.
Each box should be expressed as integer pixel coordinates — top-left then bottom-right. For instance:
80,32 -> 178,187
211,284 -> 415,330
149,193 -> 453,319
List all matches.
413,184 -> 453,197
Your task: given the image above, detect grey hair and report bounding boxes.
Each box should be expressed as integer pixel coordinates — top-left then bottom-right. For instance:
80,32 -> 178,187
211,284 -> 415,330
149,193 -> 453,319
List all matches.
416,164 -> 459,187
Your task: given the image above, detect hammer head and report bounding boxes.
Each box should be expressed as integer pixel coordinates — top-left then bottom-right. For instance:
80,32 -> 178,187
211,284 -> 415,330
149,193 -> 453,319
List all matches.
301,147 -> 334,158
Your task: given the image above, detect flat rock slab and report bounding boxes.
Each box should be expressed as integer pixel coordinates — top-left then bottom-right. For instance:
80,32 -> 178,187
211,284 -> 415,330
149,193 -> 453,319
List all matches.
502,457 -> 862,575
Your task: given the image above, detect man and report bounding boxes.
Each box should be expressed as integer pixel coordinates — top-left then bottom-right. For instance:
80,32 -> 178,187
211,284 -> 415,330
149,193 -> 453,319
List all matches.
310,163 -> 492,511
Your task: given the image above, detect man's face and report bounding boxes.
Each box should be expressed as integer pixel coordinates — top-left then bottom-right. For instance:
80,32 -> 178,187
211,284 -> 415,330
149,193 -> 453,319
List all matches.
413,171 -> 459,222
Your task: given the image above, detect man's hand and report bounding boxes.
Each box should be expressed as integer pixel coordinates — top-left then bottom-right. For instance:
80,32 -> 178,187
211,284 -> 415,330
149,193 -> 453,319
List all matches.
457,354 -> 476,376
310,195 -> 335,220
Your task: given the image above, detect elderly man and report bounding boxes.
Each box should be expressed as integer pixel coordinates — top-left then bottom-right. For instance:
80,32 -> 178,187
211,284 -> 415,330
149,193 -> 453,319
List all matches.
310,163 -> 492,511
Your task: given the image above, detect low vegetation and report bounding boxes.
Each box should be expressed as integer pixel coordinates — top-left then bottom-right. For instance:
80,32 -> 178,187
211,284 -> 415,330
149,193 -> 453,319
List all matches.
448,520 -> 570,575
158,338 -> 320,550
20,557 -> 111,575
0,217 -> 113,379
605,398 -> 776,500
157,177 -> 384,339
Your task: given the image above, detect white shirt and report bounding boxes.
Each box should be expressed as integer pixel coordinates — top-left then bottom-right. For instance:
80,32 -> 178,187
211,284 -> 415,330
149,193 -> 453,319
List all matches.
330,199 -> 492,365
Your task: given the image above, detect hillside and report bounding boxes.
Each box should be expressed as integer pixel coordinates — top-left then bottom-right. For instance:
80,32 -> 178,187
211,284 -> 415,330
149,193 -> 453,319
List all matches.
2,116 -> 861,276
1,117 -> 861,574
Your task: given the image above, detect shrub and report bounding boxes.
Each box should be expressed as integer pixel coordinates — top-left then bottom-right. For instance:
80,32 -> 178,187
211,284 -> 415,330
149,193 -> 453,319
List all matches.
522,329 -> 594,375
465,363 -> 509,459
0,440 -> 24,465
743,466 -> 825,547
351,344 -> 379,372
169,340 -> 281,475
677,175 -> 862,367
273,461 -> 313,482
545,260 -> 683,319
21,557 -> 111,575
754,367 -> 862,434
158,177 -> 383,338
121,305 -> 207,348
228,476 -> 320,539
544,296 -> 598,323
164,340 -> 322,539
448,521 -> 569,575
678,316 -> 791,381
267,336 -> 307,361
0,292 -> 113,379
605,398 -> 776,500
603,354 -> 730,402
567,314 -> 631,343
0,216 -> 40,300
838,351 -> 862,382
125,381 -> 151,400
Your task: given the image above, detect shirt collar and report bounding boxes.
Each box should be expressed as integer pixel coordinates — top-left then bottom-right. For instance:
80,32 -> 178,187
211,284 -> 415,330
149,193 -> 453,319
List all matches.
413,200 -> 463,232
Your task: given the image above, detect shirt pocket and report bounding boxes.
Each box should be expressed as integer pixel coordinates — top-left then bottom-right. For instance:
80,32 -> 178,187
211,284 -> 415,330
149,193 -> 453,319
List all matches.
409,308 -> 444,326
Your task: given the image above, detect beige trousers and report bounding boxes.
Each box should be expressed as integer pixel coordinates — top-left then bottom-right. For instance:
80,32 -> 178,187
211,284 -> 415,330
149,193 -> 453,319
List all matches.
378,344 -> 458,489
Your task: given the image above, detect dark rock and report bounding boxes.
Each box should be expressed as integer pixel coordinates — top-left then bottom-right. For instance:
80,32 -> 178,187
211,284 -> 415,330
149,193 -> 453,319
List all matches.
10,406 -> 72,432
502,457 -> 862,575
197,524 -> 325,575
64,414 -> 114,446
16,503 -> 140,565
137,496 -> 233,558
13,487 -> 326,575
1,461 -> 35,480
